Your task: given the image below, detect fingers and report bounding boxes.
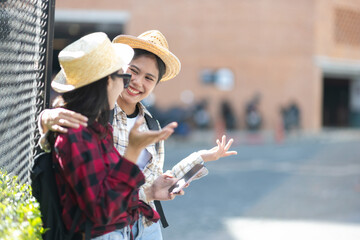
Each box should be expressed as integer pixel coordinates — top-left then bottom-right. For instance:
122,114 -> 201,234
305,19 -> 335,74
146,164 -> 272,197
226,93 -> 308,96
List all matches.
57,118 -> 81,129
217,135 -> 235,150
43,108 -> 88,133
216,135 -> 226,148
214,135 -> 237,157
163,122 -> 178,130
163,174 -> 174,179
149,126 -> 175,142
157,122 -> 177,140
158,128 -> 175,141
224,138 -> 234,150
170,189 -> 185,199
221,135 -> 227,148
51,125 -> 68,133
225,150 -> 238,156
175,189 -> 185,195
63,111 -> 88,127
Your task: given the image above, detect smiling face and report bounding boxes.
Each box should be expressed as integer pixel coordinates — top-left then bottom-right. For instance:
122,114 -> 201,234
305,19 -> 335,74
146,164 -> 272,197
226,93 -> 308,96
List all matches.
117,55 -> 159,114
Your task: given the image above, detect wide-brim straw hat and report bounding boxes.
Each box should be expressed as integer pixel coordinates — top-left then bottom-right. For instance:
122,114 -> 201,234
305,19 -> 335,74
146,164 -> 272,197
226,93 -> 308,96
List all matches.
52,32 -> 134,93
112,30 -> 181,82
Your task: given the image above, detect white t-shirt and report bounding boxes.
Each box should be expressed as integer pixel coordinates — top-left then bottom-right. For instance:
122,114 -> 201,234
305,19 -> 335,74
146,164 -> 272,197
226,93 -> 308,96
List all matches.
126,116 -> 152,170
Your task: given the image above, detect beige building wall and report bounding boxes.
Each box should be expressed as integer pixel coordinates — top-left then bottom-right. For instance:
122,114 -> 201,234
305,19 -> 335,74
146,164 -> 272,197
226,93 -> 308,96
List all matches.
56,0 -> 360,131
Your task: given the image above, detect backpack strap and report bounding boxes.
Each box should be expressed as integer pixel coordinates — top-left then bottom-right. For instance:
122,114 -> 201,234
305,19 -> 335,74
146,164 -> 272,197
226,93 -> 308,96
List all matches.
109,109 -> 114,125
84,220 -> 92,240
144,113 -> 160,152
64,208 -> 81,240
153,201 -> 169,228
143,113 -> 169,228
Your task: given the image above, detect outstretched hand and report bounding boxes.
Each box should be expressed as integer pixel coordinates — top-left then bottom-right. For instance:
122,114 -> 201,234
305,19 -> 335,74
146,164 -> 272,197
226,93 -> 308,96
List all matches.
41,108 -> 88,133
199,135 -> 237,162
125,117 -> 177,163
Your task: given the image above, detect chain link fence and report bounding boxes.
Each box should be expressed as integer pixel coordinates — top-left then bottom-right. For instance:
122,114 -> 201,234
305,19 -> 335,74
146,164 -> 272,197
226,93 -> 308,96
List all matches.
0,0 -> 54,184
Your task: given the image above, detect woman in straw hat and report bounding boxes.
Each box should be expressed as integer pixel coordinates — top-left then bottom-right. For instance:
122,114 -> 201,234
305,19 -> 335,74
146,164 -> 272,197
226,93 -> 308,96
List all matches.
39,30 -> 237,240
45,32 -> 178,240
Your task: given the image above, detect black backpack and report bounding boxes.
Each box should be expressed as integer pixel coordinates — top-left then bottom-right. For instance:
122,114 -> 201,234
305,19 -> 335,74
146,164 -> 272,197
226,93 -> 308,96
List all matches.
31,151 -> 91,240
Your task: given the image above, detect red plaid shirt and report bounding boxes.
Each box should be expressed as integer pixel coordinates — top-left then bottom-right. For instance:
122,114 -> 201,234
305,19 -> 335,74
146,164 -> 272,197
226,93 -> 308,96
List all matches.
52,122 -> 159,238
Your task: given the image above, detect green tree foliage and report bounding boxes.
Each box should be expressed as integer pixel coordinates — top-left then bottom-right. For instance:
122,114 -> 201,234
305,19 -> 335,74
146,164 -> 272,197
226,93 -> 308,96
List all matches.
0,170 -> 45,240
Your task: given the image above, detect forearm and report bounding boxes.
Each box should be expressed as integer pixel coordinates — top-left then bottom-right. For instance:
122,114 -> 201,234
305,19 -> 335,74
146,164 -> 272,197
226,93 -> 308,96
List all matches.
170,151 -> 207,178
123,146 -> 141,164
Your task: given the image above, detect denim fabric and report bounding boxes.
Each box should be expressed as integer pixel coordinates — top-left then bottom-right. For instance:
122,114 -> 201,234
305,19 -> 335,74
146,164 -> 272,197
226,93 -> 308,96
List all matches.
91,226 -> 131,240
132,218 -> 163,240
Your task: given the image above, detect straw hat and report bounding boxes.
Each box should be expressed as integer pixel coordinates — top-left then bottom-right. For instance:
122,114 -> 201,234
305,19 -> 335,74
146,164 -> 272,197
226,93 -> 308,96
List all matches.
112,30 -> 181,82
52,32 -> 134,93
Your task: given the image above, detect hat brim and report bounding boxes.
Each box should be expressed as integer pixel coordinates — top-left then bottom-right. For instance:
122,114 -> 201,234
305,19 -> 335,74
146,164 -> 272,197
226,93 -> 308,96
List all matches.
113,35 -> 181,82
52,43 -> 134,93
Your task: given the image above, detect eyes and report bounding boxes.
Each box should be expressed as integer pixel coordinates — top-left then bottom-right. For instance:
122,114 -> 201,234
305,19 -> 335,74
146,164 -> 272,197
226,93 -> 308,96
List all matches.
129,66 -> 156,82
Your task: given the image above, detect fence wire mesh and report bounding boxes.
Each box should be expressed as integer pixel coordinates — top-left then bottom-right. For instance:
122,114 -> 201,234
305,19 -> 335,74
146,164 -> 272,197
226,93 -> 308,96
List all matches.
0,0 -> 53,184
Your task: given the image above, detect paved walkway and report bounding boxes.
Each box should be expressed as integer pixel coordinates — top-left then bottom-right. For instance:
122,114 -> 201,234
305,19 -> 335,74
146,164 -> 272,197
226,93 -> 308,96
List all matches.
162,128 -> 360,240
225,218 -> 360,240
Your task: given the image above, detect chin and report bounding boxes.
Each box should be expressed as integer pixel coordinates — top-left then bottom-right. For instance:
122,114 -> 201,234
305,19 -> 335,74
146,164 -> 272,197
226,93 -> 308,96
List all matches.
124,93 -> 141,104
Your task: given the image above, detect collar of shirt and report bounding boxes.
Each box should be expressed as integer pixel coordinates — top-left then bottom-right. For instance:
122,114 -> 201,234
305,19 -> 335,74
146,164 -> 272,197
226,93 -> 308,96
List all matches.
114,102 -> 153,120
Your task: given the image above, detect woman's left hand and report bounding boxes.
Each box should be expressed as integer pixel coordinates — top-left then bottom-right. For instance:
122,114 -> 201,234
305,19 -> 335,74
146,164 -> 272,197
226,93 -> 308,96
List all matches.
199,135 -> 237,162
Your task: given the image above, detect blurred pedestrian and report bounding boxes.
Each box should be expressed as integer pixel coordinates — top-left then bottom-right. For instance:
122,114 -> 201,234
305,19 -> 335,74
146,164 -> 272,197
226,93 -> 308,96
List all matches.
245,93 -> 262,131
220,99 -> 237,130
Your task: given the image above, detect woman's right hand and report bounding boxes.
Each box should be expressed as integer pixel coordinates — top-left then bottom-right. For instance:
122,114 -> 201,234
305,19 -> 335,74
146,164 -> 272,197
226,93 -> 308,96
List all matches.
144,174 -> 185,202
40,108 -> 88,133
125,117 -> 177,163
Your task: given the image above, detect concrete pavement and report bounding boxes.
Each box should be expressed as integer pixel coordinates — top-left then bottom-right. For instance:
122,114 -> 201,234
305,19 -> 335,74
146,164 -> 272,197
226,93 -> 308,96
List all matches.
161,129 -> 360,240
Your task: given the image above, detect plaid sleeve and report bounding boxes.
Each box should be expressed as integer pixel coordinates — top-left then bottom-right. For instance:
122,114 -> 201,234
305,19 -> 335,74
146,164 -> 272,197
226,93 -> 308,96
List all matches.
170,151 -> 209,180
54,126 -> 145,225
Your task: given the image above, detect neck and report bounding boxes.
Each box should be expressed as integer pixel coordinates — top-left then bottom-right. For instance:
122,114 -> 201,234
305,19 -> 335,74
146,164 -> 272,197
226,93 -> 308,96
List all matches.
117,98 -> 137,116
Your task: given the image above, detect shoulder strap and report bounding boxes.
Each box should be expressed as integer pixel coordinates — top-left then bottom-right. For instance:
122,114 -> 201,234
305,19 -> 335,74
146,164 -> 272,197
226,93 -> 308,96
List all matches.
144,113 -> 159,131
109,109 -> 114,125
143,114 -> 169,228
144,113 -> 160,152
154,200 -> 169,228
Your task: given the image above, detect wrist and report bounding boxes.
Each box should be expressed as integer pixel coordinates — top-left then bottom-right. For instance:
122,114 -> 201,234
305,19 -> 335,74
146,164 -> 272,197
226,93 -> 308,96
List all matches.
144,185 -> 154,202
39,110 -> 49,134
199,150 -> 210,162
123,146 -> 141,164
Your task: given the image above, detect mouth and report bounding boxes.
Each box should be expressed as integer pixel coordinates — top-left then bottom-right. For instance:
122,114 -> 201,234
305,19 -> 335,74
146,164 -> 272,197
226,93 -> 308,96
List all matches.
126,86 -> 141,96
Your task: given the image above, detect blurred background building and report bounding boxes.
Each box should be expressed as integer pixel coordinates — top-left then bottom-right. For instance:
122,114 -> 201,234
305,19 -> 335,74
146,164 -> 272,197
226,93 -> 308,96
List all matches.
54,0 -> 360,133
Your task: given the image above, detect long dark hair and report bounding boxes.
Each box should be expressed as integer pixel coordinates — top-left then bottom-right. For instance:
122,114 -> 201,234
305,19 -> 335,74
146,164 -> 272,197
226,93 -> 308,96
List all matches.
63,76 -> 110,125
51,76 -> 110,140
133,48 -> 166,83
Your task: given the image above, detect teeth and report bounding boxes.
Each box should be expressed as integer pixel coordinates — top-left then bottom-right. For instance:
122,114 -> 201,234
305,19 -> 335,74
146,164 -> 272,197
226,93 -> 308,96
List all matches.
128,87 -> 140,94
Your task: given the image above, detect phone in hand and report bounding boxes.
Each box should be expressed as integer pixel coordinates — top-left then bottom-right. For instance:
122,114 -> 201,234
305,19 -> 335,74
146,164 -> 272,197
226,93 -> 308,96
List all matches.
168,164 -> 205,194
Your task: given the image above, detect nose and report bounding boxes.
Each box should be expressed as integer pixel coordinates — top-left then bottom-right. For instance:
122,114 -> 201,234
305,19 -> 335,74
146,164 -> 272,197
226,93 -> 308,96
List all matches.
130,74 -> 141,87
